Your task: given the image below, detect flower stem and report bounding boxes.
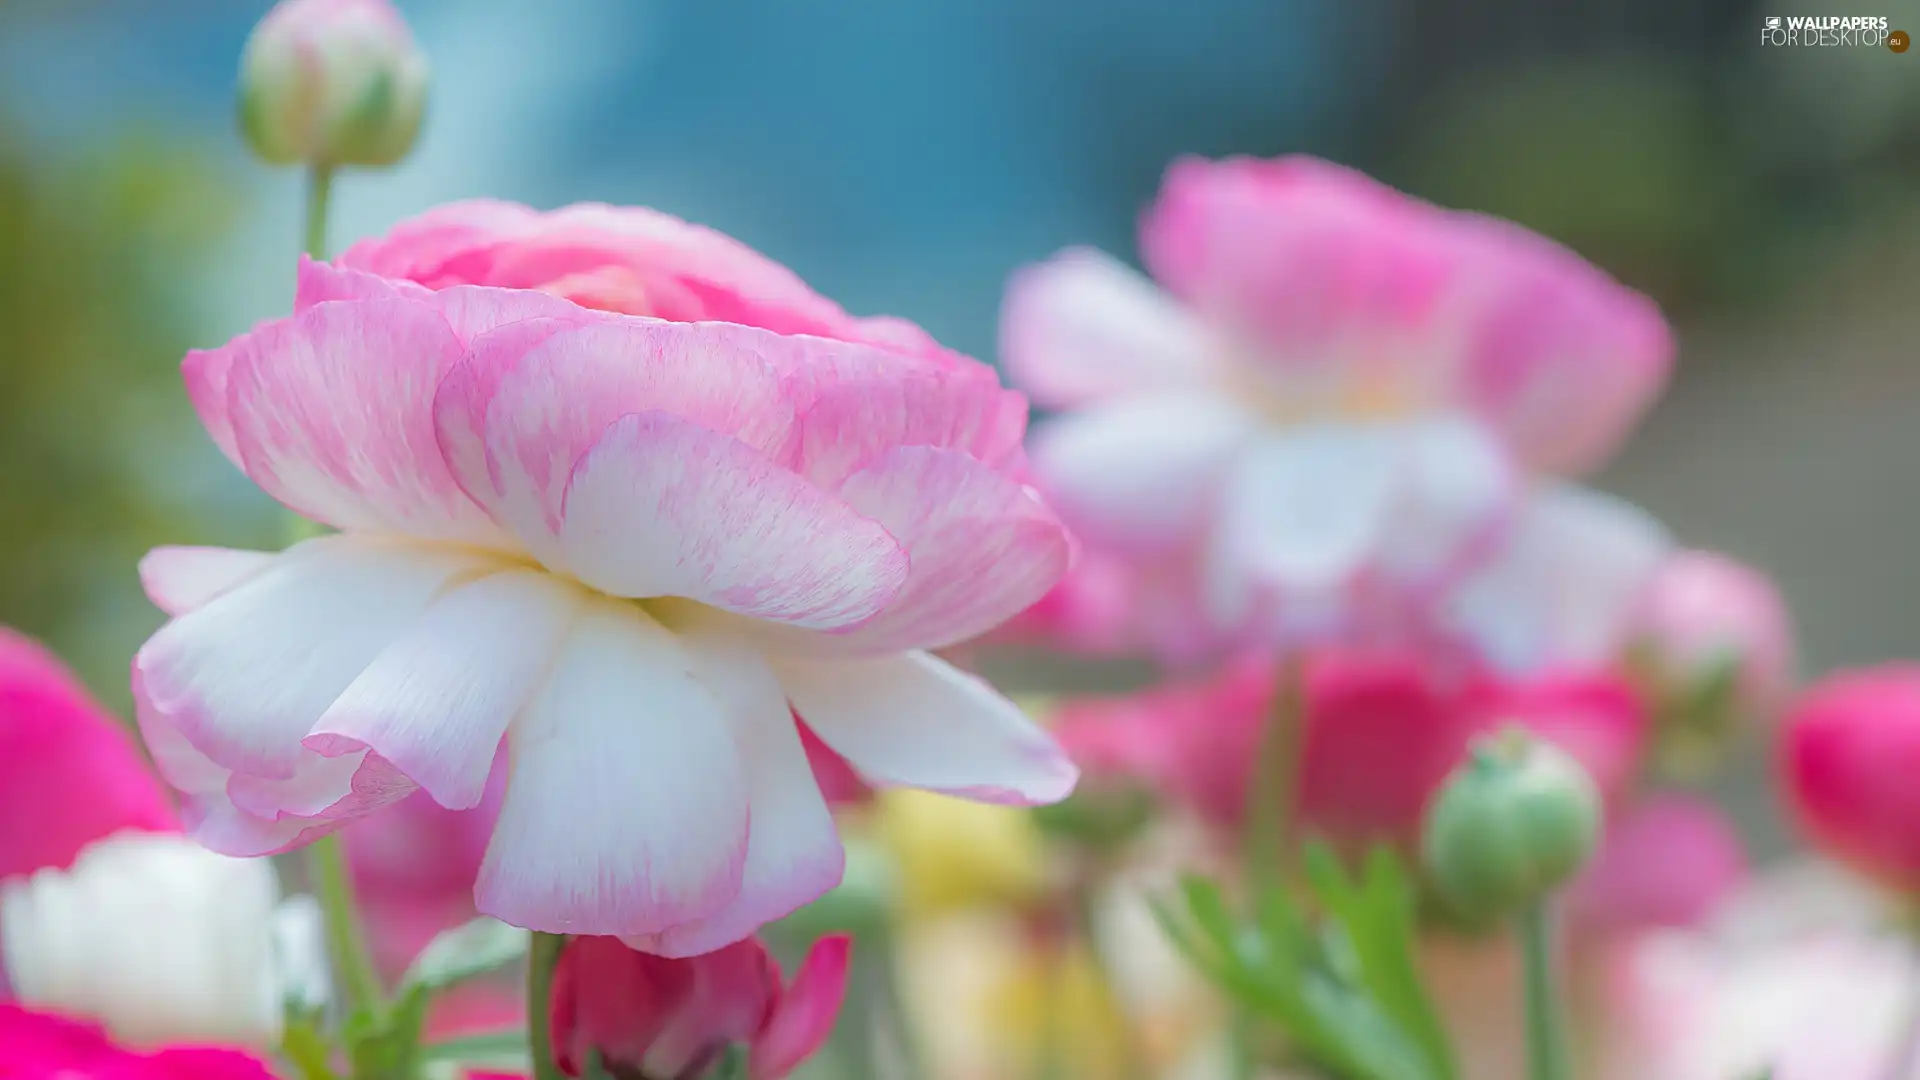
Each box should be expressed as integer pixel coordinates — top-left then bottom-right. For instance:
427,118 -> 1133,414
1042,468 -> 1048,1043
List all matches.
527,932 -> 567,1080
304,164 -> 334,261
306,834 -> 385,1018
1232,657 -> 1304,1079
1518,902 -> 1571,1080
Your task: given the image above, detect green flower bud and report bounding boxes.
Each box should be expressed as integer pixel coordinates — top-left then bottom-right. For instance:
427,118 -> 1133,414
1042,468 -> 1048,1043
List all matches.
238,0 -> 428,169
1420,728 -> 1602,921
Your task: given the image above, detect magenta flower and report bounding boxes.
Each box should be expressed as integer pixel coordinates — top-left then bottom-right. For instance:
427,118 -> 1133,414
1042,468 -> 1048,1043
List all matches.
1050,650 -> 1647,852
1002,156 -> 1674,667
1780,665 -> 1920,891
133,216 -> 1076,955
0,628 -> 178,881
0,1005 -> 276,1080
549,934 -> 849,1080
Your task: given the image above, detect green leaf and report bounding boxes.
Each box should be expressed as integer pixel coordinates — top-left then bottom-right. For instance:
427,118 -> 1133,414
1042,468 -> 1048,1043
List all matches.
421,1029 -> 533,1067
402,917 -> 531,993
278,1017 -> 340,1080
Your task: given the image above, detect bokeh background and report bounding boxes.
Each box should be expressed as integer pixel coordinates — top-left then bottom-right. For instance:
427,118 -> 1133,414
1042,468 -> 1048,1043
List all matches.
4,0 -> 1920,855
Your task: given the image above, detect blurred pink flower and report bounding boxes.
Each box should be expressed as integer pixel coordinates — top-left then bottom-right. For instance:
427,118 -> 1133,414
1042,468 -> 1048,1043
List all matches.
1781,665 -> 1920,891
0,1004 -> 275,1080
134,247 -> 1074,956
1565,793 -> 1749,936
1050,650 -> 1647,851
1002,156 -> 1672,667
549,933 -> 849,1080
1630,549 -> 1796,718
0,629 -> 177,881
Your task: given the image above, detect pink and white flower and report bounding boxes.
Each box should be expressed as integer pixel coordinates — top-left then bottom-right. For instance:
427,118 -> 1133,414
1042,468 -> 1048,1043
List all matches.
133,214 -> 1077,957
1001,156 -> 1674,668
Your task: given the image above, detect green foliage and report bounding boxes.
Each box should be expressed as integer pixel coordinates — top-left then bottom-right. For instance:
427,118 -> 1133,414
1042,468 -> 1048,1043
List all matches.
1152,843 -> 1457,1080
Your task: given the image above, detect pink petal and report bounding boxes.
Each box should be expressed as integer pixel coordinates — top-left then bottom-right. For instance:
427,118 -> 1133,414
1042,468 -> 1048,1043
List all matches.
1566,794 -> 1748,934
0,631 -> 178,879
621,633 -> 843,959
814,446 -> 1072,653
336,199 -> 547,283
437,317 -> 796,545
138,546 -> 276,617
293,256 -> 427,310
134,537 -> 494,780
475,603 -> 750,935
223,297 -> 504,544
552,413 -> 905,629
1000,248 -> 1224,408
776,650 -> 1077,806
1027,395 -> 1256,557
752,935 -> 852,1080
304,569 -> 584,810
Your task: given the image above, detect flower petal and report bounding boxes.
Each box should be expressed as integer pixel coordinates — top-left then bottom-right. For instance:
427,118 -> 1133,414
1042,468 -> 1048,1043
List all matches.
135,536 -> 494,779
1368,416 -> 1515,589
1028,395 -> 1257,556
1442,484 -> 1671,672
1000,248 -> 1224,407
816,446 -> 1072,653
138,547 -> 277,617
775,651 -> 1077,806
1205,426 -> 1399,629
752,934 -> 852,1079
621,632 -> 843,958
555,412 -> 907,630
475,601 -> 749,936
304,569 -> 585,810
224,298 -> 503,543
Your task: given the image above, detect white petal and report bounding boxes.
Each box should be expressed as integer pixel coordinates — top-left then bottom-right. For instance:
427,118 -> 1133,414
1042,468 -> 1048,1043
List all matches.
306,569 -> 585,809
1444,484 -> 1672,672
1205,426 -> 1399,626
623,631 -> 843,958
1001,248 -> 1225,407
1029,395 -> 1258,556
774,650 -> 1076,806
138,546 -> 277,616
1371,415 -> 1516,586
475,601 -> 749,935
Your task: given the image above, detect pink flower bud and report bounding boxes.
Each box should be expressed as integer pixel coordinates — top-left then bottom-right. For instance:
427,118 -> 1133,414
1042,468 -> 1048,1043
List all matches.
1781,666 -> 1920,891
238,0 -> 428,168
1631,549 -> 1794,720
548,934 -> 851,1080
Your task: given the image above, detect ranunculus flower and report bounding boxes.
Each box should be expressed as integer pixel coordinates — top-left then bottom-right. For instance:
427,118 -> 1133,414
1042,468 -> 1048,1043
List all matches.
1565,793 -> 1749,936
1002,156 -> 1672,667
1629,549 -> 1795,762
0,628 -> 178,880
134,231 -> 1075,956
549,933 -> 849,1080
1049,650 -> 1647,852
0,832 -> 297,1050
0,1004 -> 277,1080
1780,665 -> 1920,891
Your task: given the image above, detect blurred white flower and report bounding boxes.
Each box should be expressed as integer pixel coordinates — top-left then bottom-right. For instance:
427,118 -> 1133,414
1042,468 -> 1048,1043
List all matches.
0,830 -> 319,1049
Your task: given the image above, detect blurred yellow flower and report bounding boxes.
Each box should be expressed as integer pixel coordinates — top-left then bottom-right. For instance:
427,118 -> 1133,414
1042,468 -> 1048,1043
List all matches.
874,788 -> 1050,919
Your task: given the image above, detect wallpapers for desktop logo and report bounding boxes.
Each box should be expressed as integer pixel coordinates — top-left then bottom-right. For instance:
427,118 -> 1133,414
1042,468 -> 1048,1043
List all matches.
1761,14 -> 1907,49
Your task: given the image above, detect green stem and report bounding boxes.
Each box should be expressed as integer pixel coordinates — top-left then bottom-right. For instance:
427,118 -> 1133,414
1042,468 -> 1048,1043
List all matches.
307,834 -> 385,1020
1519,902 -> 1571,1080
527,932 -> 567,1080
304,164 -> 335,261
1232,656 -> 1304,1079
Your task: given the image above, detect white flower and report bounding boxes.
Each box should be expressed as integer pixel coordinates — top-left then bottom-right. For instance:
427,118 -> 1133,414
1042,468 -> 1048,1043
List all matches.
0,831 -> 310,1049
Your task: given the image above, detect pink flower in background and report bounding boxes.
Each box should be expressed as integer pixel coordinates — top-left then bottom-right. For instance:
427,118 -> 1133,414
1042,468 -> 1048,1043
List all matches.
549,934 -> 850,1080
1003,155 -> 1672,668
1630,549 -> 1796,718
135,237 -> 1075,956
0,628 -> 177,881
346,765 -> 505,977
1780,665 -> 1920,891
1566,794 -> 1749,936
1050,650 -> 1647,851
0,1005 -> 276,1080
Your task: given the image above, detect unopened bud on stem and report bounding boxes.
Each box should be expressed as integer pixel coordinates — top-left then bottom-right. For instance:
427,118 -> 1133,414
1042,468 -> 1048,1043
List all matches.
238,0 -> 428,169
1420,728 -> 1602,922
